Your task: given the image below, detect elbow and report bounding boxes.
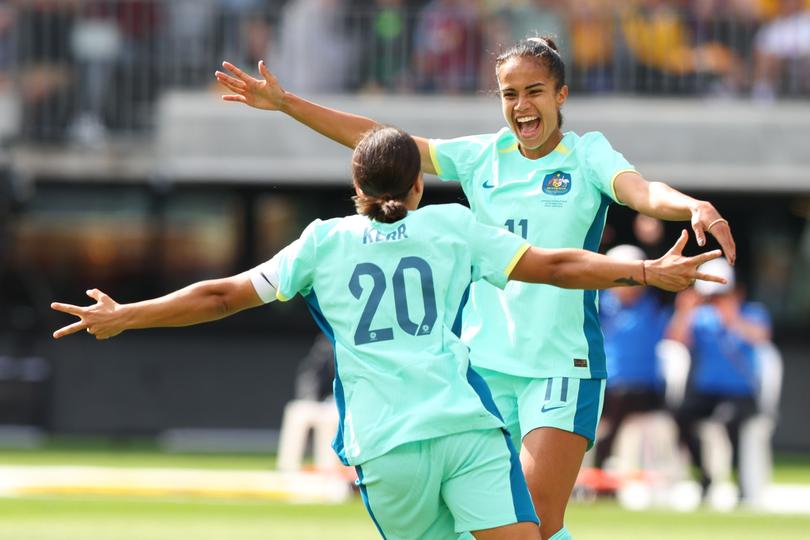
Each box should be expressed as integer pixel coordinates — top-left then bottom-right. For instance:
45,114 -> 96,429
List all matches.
198,281 -> 236,319
213,295 -> 232,318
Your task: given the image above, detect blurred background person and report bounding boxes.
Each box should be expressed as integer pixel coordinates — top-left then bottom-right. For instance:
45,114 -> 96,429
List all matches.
16,0 -> 79,142
752,0 -> 810,101
356,0 -> 413,92
275,0 -> 353,92
667,258 -> 772,503
411,0 -> 482,92
276,334 -> 340,473
620,0 -> 744,94
594,244 -> 669,473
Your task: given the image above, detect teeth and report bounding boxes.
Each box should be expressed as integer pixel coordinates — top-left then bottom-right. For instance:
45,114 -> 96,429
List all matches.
516,116 -> 538,124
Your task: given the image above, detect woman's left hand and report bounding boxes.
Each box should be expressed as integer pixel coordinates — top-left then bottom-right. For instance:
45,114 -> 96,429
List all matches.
691,201 -> 736,265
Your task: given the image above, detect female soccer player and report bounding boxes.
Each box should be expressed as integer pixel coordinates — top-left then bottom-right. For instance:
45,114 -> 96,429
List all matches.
215,37 -> 736,540
52,128 -> 722,540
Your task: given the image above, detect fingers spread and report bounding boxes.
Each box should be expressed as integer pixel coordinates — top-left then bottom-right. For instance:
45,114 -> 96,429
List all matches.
709,225 -> 737,265
259,60 -> 273,82
53,320 -> 88,339
692,220 -> 706,247
695,272 -> 727,284
50,302 -> 83,316
223,61 -> 250,81
667,229 -> 689,256
215,72 -> 246,90
222,95 -> 248,104
692,249 -> 723,266
86,289 -> 106,302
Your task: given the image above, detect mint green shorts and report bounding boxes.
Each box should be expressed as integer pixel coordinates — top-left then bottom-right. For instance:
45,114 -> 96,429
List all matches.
355,428 -> 537,539
475,367 -> 606,450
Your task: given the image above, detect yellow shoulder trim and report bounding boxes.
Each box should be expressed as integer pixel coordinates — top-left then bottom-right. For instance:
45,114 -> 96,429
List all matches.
504,243 -> 531,278
610,169 -> 639,205
555,142 -> 571,155
428,140 -> 443,176
498,142 -> 519,154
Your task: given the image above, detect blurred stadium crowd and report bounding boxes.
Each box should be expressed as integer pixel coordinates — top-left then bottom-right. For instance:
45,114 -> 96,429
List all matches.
1,0 -> 809,142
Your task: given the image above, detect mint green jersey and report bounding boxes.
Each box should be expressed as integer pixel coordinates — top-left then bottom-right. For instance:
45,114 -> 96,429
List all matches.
429,129 -> 636,379
249,204 -> 529,466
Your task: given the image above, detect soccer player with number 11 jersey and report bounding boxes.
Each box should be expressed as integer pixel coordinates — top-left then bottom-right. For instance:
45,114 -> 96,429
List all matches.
51,128 -> 724,540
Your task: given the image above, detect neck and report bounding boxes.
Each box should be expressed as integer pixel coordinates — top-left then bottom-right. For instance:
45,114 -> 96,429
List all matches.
520,129 -> 563,160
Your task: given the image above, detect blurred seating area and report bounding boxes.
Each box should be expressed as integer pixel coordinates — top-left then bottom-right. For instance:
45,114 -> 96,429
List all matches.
1,0 -> 809,143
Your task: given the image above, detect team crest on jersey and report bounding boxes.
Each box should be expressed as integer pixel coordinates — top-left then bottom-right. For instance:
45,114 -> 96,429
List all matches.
542,171 -> 572,195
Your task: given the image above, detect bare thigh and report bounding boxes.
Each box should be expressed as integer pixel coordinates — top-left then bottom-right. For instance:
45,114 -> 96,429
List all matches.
521,427 -> 587,540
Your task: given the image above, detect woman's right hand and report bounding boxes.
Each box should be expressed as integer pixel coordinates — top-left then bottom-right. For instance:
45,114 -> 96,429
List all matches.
215,60 -> 285,111
644,230 -> 726,292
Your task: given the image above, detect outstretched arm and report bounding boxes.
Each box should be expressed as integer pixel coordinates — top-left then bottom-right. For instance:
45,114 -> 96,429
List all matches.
509,230 -> 725,292
614,172 -> 736,265
51,273 -> 263,340
215,61 -> 437,174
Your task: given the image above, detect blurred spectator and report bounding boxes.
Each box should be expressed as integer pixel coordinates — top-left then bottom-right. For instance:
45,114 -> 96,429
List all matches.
294,333 -> 335,402
276,334 -> 340,473
112,0 -> 161,132
752,0 -> 810,100
569,0 -> 617,92
16,0 -> 80,142
0,1 -> 14,87
594,245 -> 669,470
412,0 -> 482,92
633,214 -> 666,256
69,2 -> 121,146
161,0 -> 219,87
620,0 -> 743,94
689,0 -> 763,73
481,1 -> 570,92
216,0 -> 275,70
275,0 -> 353,92
358,0 -> 412,92
667,258 -> 772,501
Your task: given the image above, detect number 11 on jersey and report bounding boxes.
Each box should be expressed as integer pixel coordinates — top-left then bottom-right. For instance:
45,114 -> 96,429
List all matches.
505,219 -> 528,239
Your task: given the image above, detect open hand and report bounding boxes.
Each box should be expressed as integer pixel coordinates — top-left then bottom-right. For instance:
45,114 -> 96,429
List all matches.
51,289 -> 124,340
645,230 -> 727,292
215,60 -> 285,111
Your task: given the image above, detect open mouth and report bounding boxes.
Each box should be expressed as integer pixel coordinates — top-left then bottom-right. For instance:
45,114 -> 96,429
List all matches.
515,115 -> 541,139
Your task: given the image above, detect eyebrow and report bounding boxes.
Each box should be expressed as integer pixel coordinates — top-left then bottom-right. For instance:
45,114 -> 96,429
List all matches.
500,82 -> 546,92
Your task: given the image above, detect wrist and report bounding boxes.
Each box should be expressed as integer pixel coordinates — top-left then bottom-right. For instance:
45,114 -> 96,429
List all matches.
278,90 -> 295,114
691,200 -> 710,217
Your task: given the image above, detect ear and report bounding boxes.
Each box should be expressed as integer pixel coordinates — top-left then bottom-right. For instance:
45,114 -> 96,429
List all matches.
412,173 -> 424,197
557,84 -> 569,107
413,171 -> 425,195
353,182 -> 364,197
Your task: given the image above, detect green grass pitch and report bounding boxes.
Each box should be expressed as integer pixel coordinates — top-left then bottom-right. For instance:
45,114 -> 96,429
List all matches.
1,441 -> 809,539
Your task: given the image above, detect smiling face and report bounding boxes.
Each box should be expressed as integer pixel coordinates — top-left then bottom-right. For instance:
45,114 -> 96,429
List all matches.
497,56 -> 568,160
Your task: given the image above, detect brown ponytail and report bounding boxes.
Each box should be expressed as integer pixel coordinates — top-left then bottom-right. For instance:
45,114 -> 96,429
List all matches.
352,126 -> 421,223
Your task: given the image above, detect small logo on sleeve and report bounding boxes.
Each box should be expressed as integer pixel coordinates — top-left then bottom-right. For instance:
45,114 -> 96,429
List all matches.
573,358 -> 588,368
542,171 -> 572,195
481,179 -> 495,189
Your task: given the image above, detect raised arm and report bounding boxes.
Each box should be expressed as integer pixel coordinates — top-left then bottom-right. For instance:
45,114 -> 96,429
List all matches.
613,172 -> 736,264
215,60 -> 437,174
509,230 -> 725,292
51,273 -> 263,340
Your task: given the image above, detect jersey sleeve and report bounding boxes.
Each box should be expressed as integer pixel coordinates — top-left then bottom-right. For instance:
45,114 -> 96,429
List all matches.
248,220 -> 320,303
582,132 -> 637,205
456,208 -> 529,289
428,134 -> 491,186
